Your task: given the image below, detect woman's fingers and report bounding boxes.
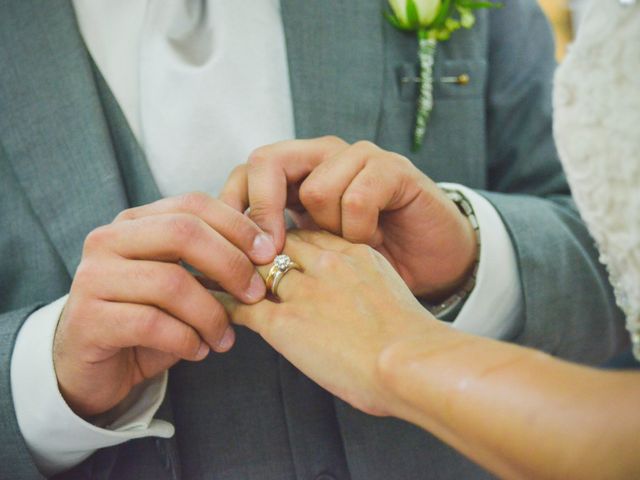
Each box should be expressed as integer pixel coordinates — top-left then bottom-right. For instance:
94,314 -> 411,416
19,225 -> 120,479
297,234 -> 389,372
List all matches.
252,231 -> 354,301
254,261 -> 306,302
113,192 -> 276,265
286,230 -> 353,253
218,165 -> 249,213
243,234 -> 321,301
218,293 -> 304,360
87,214 -> 266,304
78,259 -> 234,352
216,293 -> 277,333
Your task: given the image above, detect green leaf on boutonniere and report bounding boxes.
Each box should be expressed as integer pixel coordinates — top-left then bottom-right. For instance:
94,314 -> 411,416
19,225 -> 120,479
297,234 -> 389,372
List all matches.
385,0 -> 501,151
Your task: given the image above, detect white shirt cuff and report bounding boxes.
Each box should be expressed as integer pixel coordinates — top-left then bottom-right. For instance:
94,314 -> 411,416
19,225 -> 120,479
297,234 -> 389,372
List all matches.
439,183 -> 524,339
10,295 -> 174,477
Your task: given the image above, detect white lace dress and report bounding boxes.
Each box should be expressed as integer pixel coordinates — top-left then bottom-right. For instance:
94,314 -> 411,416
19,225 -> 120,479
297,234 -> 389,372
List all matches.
554,0 -> 640,359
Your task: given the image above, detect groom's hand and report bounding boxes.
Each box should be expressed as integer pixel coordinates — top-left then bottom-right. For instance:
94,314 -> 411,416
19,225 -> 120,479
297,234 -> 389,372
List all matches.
220,137 -> 477,299
54,193 -> 276,417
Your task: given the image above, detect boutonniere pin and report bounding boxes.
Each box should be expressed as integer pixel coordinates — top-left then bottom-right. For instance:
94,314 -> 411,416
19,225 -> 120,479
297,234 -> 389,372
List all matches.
385,0 -> 501,151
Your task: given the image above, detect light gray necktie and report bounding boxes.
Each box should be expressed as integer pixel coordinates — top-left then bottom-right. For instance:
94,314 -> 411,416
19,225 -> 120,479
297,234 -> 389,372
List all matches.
139,0 -> 295,197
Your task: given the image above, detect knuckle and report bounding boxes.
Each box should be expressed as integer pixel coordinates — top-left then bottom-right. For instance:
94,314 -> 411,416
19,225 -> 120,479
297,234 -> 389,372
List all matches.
113,208 -> 137,222
158,268 -> 190,297
351,140 -> 378,154
136,307 -> 163,340
83,225 -> 112,252
62,296 -> 96,331
299,181 -> 329,208
228,164 -> 247,179
248,203 -> 273,223
247,146 -> 272,168
177,191 -> 212,214
166,214 -> 203,244
129,262 -> 156,285
320,135 -> 347,149
224,250 -> 251,280
391,152 -> 413,168
226,209 -> 254,237
315,250 -> 345,272
223,165 -> 248,193
359,170 -> 381,189
388,154 -> 420,179
341,191 -> 369,214
74,259 -> 101,285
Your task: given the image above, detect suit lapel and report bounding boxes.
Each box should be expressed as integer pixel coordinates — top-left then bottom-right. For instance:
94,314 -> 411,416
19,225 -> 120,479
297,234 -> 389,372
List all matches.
0,0 -> 129,275
281,0 -> 385,142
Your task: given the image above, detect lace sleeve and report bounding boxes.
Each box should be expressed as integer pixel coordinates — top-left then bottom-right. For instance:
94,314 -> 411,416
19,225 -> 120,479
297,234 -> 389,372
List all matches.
553,0 -> 640,358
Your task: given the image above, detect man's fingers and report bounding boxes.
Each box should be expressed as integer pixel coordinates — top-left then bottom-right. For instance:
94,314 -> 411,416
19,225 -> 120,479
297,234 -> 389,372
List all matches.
298,150 -> 366,234
299,141 -> 405,246
218,165 -> 249,213
96,302 -> 212,361
79,259 -> 234,351
247,155 -> 289,251
113,192 -> 276,265
246,137 -> 349,250
340,162 -> 393,244
87,214 -> 266,303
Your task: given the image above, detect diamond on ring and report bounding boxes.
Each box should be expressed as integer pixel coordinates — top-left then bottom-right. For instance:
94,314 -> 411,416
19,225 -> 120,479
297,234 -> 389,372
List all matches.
274,254 -> 291,271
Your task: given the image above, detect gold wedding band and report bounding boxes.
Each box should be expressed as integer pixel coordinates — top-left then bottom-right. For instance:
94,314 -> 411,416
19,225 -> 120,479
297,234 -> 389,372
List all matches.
266,254 -> 303,300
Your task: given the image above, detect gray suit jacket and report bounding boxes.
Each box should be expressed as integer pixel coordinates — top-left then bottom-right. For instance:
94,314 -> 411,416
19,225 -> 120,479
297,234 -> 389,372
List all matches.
0,0 -> 626,479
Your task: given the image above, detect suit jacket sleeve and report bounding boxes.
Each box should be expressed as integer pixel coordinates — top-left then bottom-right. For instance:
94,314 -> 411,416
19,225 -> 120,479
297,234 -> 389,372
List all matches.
0,149 -> 73,479
480,0 -> 626,363
0,306 -> 48,480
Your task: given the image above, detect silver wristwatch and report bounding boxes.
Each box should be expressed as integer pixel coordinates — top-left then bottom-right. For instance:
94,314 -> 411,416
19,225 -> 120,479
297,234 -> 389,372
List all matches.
426,188 -> 481,320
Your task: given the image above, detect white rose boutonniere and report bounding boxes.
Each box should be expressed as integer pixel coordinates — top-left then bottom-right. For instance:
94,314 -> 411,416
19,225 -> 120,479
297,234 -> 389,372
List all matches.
386,0 -> 501,151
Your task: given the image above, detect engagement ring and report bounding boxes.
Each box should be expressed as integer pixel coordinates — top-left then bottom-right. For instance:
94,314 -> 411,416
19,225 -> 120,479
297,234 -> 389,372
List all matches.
266,254 -> 303,300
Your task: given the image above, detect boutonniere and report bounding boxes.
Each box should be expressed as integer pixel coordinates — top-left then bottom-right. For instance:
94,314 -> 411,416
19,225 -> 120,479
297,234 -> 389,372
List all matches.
385,0 -> 501,151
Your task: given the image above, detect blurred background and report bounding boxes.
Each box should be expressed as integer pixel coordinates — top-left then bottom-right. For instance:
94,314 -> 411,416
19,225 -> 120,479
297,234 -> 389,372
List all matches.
537,0 -> 590,60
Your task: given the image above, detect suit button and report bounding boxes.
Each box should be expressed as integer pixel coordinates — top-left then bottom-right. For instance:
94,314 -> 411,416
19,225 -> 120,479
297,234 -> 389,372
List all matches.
315,474 -> 337,480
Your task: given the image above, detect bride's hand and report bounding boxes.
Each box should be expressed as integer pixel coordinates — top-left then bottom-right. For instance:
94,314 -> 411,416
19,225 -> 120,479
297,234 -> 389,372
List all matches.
220,230 -> 451,417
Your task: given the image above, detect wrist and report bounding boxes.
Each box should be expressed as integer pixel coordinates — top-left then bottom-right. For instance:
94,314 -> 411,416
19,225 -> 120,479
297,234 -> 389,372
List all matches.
374,317 -> 453,417
418,188 -> 480,304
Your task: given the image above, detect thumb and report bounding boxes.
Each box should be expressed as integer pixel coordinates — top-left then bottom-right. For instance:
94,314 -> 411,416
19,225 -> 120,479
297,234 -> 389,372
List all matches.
247,160 -> 288,251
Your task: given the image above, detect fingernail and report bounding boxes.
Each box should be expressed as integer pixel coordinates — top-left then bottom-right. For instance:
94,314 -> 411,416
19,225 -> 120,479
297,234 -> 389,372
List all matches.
196,343 -> 210,360
246,271 -> 266,302
252,233 -> 276,261
216,327 -> 235,352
